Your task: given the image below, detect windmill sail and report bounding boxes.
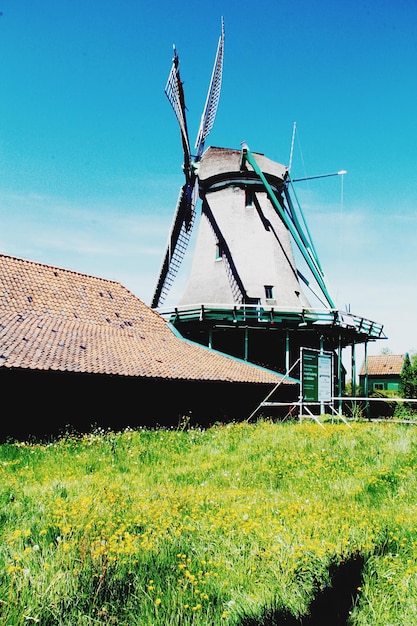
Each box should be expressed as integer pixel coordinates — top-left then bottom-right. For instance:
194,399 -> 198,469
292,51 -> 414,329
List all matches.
152,20 -> 225,309
151,186 -> 196,309
165,46 -> 191,173
195,18 -> 225,158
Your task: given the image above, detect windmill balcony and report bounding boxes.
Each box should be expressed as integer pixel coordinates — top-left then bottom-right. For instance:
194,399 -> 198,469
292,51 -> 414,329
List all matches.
160,303 -> 384,338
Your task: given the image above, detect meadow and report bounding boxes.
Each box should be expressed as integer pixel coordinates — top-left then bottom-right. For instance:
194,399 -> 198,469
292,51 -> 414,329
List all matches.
1,419 -> 417,625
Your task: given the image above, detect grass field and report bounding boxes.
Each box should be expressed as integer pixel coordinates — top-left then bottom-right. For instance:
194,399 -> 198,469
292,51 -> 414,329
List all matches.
1,419 -> 417,625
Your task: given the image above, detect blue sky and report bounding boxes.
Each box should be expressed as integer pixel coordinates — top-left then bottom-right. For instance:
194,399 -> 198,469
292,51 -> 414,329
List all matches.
0,0 -> 416,362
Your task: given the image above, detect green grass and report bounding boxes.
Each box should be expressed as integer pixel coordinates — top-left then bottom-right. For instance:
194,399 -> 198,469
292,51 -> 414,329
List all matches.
1,420 -> 417,624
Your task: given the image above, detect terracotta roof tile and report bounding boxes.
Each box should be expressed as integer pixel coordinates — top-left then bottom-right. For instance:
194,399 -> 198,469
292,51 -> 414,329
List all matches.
0,254 -> 291,385
360,354 -> 405,377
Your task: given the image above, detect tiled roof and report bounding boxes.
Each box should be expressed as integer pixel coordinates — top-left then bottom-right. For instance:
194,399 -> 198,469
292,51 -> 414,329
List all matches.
360,354 -> 405,377
0,254 -> 291,385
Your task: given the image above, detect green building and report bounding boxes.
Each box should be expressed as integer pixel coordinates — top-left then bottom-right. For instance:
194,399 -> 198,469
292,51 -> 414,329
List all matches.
359,354 -> 406,394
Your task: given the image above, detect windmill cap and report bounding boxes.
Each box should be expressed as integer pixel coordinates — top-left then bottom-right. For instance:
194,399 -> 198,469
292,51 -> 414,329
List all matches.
199,147 -> 287,184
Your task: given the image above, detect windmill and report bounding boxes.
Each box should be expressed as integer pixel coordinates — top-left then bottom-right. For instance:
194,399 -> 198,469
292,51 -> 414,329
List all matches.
152,18 -> 333,315
152,21 -> 385,382
151,19 -> 225,309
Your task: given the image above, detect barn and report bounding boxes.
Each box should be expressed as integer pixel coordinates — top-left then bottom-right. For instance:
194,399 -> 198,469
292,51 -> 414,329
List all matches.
0,253 -> 297,440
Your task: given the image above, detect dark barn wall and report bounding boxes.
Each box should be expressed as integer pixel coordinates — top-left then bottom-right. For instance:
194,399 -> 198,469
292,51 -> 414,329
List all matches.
0,368 -> 297,441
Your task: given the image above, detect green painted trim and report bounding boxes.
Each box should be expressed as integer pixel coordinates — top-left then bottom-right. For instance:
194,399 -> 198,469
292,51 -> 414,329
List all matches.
284,181 -> 323,275
241,146 -> 335,309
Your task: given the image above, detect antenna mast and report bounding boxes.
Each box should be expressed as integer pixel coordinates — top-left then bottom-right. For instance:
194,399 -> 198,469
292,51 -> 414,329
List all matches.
288,121 -> 296,173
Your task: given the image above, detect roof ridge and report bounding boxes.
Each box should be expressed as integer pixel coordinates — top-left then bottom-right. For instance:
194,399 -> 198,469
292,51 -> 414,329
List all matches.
368,354 -> 404,359
0,252 -> 123,287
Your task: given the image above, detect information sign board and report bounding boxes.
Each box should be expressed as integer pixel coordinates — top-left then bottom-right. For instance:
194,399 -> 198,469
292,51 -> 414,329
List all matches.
301,349 -> 333,403
318,352 -> 332,403
302,349 -> 318,402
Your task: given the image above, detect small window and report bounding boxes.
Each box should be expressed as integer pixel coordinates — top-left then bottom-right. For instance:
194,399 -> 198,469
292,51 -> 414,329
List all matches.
245,187 -> 254,208
215,242 -> 223,260
373,382 -> 385,391
264,285 -> 274,300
